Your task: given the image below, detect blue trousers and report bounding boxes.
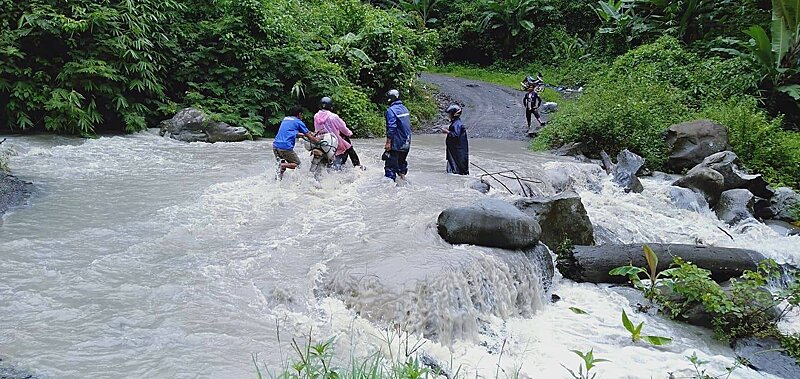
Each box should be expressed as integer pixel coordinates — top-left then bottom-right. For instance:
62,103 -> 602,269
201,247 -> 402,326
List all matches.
384,150 -> 409,180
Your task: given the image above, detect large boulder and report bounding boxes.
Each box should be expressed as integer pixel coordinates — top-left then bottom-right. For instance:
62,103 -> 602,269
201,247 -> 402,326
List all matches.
611,149 -> 644,193
556,244 -> 766,284
673,167 -> 725,206
715,189 -> 756,225
668,186 -> 710,213
159,107 -> 251,143
765,187 -> 800,223
695,151 -> 773,198
664,119 -> 730,173
734,338 -> 800,378
0,172 -> 32,216
513,191 -> 594,249
437,199 -> 542,249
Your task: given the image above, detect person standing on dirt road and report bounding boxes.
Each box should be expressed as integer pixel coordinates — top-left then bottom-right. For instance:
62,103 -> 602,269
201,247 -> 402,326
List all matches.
383,89 -> 412,182
523,85 -> 545,133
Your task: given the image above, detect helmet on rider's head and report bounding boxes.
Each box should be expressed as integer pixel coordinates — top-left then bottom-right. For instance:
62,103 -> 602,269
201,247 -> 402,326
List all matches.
320,96 -> 333,110
445,104 -> 462,117
386,89 -> 400,104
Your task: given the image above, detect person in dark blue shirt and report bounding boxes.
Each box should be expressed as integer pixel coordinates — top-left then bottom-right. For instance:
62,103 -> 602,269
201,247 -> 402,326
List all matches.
441,104 -> 469,175
383,89 -> 412,181
273,105 -> 319,180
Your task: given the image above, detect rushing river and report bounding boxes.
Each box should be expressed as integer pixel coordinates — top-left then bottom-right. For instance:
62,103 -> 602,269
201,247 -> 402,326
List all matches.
1,131 -> 799,378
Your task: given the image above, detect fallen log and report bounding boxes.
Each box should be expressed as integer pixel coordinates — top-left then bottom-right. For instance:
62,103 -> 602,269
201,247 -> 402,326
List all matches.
556,243 -> 766,284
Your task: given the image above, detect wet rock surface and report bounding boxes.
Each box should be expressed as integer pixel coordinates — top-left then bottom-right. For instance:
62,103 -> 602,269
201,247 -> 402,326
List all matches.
715,189 -> 756,225
159,107 -> 251,143
673,167 -> 725,206
664,119 -> 730,173
438,199 -> 541,249
611,149 -> 644,193
0,172 -> 32,217
734,338 -> 800,378
513,191 -> 594,249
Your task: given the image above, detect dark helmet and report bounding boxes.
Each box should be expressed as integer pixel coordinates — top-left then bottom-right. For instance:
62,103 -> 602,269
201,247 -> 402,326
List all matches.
320,96 -> 333,110
386,89 -> 400,104
445,104 -> 462,117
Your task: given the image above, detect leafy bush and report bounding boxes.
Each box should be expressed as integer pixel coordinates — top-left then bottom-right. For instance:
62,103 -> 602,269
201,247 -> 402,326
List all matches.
0,0 -> 183,135
699,98 -> 800,188
535,78 -> 686,168
656,258 -> 799,342
0,0 -> 439,137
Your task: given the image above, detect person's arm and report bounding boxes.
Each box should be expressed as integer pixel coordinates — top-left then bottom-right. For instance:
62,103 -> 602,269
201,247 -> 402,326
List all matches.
385,109 -> 396,151
303,131 -> 320,143
337,115 -> 353,137
534,93 -> 542,108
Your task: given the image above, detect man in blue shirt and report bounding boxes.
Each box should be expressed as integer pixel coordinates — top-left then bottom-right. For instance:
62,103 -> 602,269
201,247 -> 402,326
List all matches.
383,89 -> 412,181
273,105 -> 319,180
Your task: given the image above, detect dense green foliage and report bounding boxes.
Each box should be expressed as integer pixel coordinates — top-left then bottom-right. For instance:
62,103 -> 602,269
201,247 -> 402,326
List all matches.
0,0 -> 438,136
532,36 -> 800,187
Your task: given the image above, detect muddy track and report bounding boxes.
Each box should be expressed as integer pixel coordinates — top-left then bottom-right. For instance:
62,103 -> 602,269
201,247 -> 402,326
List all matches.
420,73 -> 548,141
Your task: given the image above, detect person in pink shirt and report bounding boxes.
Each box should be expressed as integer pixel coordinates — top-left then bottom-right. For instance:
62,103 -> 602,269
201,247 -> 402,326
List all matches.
314,97 -> 363,169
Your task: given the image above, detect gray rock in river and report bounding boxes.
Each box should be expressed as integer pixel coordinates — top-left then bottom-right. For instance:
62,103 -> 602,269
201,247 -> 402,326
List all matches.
437,198 -> 541,249
513,191 -> 594,249
764,220 -> 800,236
715,189 -> 756,225
0,172 -> 32,217
734,338 -> 800,378
764,187 -> 800,223
159,107 -> 251,143
673,166 -> 725,206
664,119 -> 730,173
694,151 -> 773,198
611,149 -> 644,193
468,179 -> 490,194
668,186 -> 710,213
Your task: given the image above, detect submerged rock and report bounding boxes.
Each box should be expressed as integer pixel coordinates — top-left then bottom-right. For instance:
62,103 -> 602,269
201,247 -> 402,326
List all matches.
0,172 -> 32,216
715,189 -> 756,225
611,149 -> 644,193
321,243 -> 554,343
556,244 -> 765,284
734,338 -> 800,378
668,186 -> 709,213
159,107 -> 251,143
664,119 -> 729,173
513,191 -> 594,249
437,199 -> 541,249
468,179 -> 490,194
673,167 -> 725,206
764,220 -> 800,236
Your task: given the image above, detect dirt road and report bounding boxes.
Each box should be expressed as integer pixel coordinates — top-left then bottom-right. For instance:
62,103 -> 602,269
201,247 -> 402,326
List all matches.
420,73 -> 548,141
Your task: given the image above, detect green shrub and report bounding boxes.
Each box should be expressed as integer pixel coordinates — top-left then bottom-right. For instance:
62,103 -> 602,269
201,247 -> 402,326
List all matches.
699,98 -> 800,188
0,0 -> 439,136
535,79 -> 687,168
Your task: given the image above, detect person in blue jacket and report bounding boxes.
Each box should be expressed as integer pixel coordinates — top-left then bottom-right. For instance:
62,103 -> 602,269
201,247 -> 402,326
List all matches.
441,104 -> 469,175
383,89 -> 412,181
272,105 -> 320,180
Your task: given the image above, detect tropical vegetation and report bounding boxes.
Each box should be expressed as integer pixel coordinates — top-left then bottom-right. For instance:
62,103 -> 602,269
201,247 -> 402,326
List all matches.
0,0 -> 438,137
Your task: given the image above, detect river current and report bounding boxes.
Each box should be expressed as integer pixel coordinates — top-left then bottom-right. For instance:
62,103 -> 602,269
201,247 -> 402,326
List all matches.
1,131 -> 799,378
